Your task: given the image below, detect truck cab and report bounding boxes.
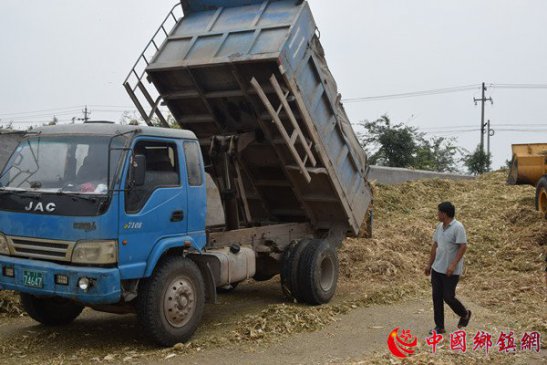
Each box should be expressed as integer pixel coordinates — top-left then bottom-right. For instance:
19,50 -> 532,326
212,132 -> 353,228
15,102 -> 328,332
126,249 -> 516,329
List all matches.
0,123 -> 213,340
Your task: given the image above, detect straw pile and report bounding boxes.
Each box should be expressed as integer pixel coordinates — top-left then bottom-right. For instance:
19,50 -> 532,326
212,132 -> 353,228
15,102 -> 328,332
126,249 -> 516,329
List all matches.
0,291 -> 22,317
232,170 -> 545,348
343,170 -> 546,364
373,172 -> 543,316
0,170 -> 545,364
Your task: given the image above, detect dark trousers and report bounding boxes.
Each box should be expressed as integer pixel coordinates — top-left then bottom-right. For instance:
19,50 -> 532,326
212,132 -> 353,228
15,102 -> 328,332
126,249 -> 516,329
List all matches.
431,269 -> 467,329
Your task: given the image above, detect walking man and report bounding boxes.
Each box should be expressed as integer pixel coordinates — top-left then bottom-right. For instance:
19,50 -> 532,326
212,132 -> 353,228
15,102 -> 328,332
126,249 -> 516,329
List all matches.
424,202 -> 471,334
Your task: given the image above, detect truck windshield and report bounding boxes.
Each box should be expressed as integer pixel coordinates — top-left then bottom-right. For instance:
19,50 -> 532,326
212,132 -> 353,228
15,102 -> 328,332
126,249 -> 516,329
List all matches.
0,135 -> 126,195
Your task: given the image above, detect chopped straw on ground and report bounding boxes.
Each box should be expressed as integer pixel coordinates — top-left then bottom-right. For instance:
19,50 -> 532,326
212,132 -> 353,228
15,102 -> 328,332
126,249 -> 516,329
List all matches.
0,170 -> 545,364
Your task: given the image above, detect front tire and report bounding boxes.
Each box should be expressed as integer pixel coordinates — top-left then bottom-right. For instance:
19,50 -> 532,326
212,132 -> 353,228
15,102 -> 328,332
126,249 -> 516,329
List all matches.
137,256 -> 205,347
535,176 -> 547,216
20,293 -> 84,326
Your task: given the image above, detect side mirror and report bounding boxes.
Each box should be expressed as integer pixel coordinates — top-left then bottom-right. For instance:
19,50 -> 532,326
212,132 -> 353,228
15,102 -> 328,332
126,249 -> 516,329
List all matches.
133,154 -> 146,187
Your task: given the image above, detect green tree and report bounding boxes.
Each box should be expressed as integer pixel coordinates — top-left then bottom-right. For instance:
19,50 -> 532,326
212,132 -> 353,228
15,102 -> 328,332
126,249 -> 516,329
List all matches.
43,115 -> 58,126
120,111 -> 179,128
120,111 -> 141,126
359,115 -> 418,168
414,136 -> 461,173
463,145 -> 491,175
359,115 -> 461,172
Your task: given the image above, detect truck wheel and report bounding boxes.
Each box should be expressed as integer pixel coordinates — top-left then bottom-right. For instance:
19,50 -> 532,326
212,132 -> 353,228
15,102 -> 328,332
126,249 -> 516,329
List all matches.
280,239 -> 312,302
20,293 -> 84,326
137,256 -> 205,347
536,176 -> 547,215
297,239 -> 339,305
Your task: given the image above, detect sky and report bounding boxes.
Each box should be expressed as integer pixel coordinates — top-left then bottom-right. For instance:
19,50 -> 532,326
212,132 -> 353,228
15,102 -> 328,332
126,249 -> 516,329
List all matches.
0,0 -> 546,169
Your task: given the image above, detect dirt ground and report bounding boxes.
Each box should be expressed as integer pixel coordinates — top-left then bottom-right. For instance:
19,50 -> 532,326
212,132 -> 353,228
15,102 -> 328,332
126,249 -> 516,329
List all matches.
0,171 -> 545,364
0,283 -> 545,365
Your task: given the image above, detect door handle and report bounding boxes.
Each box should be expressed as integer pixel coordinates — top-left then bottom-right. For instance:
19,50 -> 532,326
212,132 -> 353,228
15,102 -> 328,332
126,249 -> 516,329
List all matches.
170,210 -> 184,222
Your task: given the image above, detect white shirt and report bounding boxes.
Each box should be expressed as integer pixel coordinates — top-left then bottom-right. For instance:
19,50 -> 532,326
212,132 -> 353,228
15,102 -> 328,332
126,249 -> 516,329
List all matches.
432,219 -> 467,275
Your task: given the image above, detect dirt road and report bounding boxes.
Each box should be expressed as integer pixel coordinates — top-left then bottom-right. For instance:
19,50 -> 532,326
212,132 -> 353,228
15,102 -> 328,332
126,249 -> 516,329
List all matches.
162,294 -> 546,365
0,280 -> 544,365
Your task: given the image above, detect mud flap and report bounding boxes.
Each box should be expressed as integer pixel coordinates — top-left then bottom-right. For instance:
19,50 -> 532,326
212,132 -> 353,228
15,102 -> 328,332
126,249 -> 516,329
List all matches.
194,260 -> 217,304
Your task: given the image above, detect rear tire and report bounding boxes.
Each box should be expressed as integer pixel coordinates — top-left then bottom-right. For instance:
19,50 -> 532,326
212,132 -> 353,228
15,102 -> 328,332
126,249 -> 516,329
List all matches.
297,239 -> 339,305
280,239 -> 312,302
535,176 -> 547,216
20,293 -> 84,326
137,256 -> 205,347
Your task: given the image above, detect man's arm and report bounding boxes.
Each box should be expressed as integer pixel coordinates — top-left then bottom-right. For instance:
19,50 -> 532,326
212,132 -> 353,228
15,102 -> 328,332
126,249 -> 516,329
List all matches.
424,242 -> 437,276
446,224 -> 468,277
446,244 -> 467,277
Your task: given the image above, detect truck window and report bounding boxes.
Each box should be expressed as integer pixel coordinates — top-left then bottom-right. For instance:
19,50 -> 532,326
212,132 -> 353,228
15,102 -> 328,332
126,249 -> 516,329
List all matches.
0,136 -> 124,194
183,141 -> 203,186
74,144 -> 90,176
125,141 -> 180,213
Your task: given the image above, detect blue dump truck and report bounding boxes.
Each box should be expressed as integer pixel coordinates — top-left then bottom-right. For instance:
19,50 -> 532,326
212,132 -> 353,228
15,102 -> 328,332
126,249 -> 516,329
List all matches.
0,0 -> 372,346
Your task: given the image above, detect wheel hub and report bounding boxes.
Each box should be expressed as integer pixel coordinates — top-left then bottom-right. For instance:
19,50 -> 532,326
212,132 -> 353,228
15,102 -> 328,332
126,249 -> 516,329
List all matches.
319,255 -> 335,292
164,277 -> 196,328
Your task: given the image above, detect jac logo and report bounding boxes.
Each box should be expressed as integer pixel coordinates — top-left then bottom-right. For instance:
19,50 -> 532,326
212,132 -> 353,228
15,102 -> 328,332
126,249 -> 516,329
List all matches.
24,201 -> 56,213
387,327 -> 418,358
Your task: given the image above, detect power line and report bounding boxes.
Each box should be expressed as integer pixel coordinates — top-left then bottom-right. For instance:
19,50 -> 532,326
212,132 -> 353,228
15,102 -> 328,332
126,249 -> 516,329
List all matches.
420,123 -> 547,132
427,128 -> 547,136
3,82 -> 546,117
3,83 -> 547,117
0,105 -> 141,120
490,83 -> 547,89
3,110 -> 83,121
88,104 -> 138,109
342,84 -> 481,103
0,109 -> 82,120
0,106 -> 83,117
342,83 -> 547,104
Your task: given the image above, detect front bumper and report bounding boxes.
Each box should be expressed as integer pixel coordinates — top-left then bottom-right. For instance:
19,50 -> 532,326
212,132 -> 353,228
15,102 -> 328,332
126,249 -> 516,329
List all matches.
0,255 -> 121,305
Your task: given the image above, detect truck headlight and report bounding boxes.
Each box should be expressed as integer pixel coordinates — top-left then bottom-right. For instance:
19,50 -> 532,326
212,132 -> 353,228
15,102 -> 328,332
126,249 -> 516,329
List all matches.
0,234 -> 9,255
72,240 -> 118,264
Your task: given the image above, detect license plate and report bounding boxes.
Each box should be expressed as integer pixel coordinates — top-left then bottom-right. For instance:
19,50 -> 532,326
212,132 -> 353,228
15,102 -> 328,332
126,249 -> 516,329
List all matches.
23,270 -> 44,288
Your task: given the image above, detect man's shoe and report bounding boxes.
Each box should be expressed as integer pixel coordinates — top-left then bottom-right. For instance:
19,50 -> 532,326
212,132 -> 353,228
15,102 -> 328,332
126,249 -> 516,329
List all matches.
429,327 -> 445,335
458,310 -> 472,328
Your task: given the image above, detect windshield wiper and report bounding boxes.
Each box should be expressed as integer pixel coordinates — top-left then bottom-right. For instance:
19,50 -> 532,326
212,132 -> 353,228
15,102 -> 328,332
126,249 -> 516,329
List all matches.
54,190 -> 109,215
0,188 -> 41,199
54,190 -> 104,202
0,188 -> 102,202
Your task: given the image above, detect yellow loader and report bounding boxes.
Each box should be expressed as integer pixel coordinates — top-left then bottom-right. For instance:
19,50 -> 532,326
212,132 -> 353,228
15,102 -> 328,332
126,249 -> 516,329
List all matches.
508,143 -> 547,217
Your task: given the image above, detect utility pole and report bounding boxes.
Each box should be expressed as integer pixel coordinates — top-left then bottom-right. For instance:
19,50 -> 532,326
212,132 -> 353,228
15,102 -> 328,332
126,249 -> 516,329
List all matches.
487,120 -> 495,158
473,83 -> 493,154
78,105 -> 91,123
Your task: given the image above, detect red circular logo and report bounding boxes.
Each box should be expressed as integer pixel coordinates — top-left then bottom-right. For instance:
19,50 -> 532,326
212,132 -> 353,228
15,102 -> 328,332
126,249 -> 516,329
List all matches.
387,327 -> 418,358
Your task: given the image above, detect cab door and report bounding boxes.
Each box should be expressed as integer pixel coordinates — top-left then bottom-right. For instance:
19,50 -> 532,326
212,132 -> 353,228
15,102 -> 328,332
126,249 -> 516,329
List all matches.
118,137 -> 187,279
182,140 -> 206,247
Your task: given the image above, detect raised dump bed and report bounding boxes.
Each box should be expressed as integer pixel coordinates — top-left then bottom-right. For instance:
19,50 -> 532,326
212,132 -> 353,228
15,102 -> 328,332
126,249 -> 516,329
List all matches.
125,0 -> 372,235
